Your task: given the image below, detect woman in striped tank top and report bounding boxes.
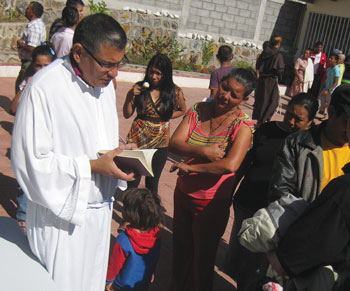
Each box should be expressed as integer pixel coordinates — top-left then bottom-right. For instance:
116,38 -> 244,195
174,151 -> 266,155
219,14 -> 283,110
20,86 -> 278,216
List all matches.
169,68 -> 256,291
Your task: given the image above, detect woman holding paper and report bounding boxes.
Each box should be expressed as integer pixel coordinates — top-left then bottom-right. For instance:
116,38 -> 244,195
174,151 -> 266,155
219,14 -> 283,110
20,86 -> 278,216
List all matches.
123,53 -> 186,195
169,68 -> 256,291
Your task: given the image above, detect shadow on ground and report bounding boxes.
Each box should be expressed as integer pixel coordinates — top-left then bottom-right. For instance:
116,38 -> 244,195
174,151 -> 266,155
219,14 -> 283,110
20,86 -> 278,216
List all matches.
0,173 -> 19,218
0,95 -> 11,112
0,121 -> 13,135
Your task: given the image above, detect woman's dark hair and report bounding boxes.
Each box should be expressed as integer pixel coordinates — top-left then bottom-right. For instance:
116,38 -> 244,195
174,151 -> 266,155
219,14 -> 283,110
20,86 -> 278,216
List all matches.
32,43 -> 57,62
122,188 -> 163,231
288,93 -> 318,121
73,13 -> 127,53
66,0 -> 84,6
135,53 -> 176,121
62,6 -> 79,27
216,45 -> 233,62
221,68 -> 257,98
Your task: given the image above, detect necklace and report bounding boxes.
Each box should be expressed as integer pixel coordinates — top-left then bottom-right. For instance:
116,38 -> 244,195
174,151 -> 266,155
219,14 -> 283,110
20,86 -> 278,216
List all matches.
208,105 -> 240,143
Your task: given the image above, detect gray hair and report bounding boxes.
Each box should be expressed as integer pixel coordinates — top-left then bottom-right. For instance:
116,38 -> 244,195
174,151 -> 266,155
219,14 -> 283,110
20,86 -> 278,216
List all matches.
339,54 -> 346,61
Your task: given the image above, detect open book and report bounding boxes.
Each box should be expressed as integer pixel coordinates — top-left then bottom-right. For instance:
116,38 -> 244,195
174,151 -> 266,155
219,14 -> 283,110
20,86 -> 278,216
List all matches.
99,149 -> 157,177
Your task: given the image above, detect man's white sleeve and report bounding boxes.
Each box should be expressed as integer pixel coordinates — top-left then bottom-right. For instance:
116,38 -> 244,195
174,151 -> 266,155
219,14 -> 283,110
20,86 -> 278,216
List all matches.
11,84 -> 91,226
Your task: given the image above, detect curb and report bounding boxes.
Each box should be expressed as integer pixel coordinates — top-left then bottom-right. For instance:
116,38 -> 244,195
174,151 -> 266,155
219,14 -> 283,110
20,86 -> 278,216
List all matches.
0,65 -> 286,94
0,65 -> 210,89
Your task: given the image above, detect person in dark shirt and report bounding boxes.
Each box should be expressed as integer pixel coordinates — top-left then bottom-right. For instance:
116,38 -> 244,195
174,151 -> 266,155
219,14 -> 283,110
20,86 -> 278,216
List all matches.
267,87 -> 350,290
224,93 -> 318,291
253,35 -> 285,127
209,45 -> 235,99
268,161 -> 350,291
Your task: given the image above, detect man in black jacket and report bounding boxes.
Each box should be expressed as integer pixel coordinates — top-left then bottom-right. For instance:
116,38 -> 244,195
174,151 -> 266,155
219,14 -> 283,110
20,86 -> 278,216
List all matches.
268,162 -> 350,291
267,90 -> 350,290
266,85 -> 350,290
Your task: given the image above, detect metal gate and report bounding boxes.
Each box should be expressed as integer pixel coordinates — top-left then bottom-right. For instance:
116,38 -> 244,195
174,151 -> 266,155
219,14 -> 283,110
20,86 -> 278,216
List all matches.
301,12 -> 350,56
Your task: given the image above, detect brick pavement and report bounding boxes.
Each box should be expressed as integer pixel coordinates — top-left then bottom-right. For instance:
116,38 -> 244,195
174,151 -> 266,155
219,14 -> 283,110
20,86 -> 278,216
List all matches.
0,76 -> 288,291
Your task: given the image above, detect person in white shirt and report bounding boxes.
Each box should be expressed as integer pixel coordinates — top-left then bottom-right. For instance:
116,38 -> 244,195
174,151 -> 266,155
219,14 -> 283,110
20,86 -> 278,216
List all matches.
50,6 -> 79,58
309,41 -> 327,98
16,1 -> 46,93
11,14 -> 134,291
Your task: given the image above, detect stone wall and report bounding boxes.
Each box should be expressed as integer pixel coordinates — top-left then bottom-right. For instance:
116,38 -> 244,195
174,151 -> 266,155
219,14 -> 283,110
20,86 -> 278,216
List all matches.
0,0 -> 262,66
117,0 -> 184,12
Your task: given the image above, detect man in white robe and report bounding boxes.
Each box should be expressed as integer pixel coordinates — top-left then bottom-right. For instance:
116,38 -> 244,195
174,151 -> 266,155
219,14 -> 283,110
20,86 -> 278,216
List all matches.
11,14 -> 134,291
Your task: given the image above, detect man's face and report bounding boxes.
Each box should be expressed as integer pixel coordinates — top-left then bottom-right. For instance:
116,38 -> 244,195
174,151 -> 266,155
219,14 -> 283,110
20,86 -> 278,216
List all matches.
73,43 -> 125,88
328,109 -> 349,146
25,3 -> 33,20
315,45 -> 323,54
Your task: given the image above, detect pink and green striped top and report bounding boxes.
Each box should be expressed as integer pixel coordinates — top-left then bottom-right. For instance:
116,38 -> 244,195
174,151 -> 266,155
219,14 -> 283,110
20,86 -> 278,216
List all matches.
176,102 -> 254,200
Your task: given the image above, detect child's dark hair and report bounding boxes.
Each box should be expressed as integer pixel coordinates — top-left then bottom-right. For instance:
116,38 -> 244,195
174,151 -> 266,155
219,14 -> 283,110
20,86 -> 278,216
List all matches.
32,43 -> 57,62
330,53 -> 340,62
288,93 -> 318,121
216,45 -> 233,62
135,53 -> 176,121
314,41 -> 323,47
122,188 -> 163,231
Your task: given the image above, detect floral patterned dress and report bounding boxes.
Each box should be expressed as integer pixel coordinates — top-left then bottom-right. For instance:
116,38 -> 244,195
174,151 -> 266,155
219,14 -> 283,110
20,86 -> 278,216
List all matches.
126,86 -> 184,149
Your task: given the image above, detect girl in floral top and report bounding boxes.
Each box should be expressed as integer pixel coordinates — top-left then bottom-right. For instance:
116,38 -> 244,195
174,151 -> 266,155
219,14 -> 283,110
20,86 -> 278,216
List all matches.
123,53 -> 186,195
169,68 -> 256,291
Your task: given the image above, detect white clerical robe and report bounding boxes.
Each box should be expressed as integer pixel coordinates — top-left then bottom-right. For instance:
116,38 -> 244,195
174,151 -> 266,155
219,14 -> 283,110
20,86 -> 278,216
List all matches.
11,57 -> 126,291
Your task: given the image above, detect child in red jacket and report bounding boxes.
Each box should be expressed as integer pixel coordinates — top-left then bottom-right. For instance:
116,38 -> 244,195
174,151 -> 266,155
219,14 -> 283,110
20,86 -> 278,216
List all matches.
105,188 -> 163,291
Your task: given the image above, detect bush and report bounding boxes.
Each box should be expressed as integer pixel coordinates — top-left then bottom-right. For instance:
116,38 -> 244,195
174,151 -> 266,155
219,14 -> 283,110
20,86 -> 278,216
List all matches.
128,32 -> 186,64
7,8 -> 20,20
172,59 -> 215,74
233,59 -> 255,71
88,0 -> 109,14
201,40 -> 216,66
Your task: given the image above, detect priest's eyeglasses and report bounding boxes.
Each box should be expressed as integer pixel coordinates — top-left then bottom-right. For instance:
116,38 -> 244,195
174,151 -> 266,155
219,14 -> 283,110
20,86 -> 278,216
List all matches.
82,44 -> 128,70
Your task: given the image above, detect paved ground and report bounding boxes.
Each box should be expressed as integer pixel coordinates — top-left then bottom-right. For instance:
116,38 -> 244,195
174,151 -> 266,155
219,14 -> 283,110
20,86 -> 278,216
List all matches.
0,75 -> 288,290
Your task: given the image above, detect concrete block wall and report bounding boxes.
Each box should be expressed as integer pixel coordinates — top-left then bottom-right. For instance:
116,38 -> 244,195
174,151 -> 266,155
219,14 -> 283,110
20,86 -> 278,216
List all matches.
186,0 -> 260,41
125,0 -> 184,11
260,0 -> 280,41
